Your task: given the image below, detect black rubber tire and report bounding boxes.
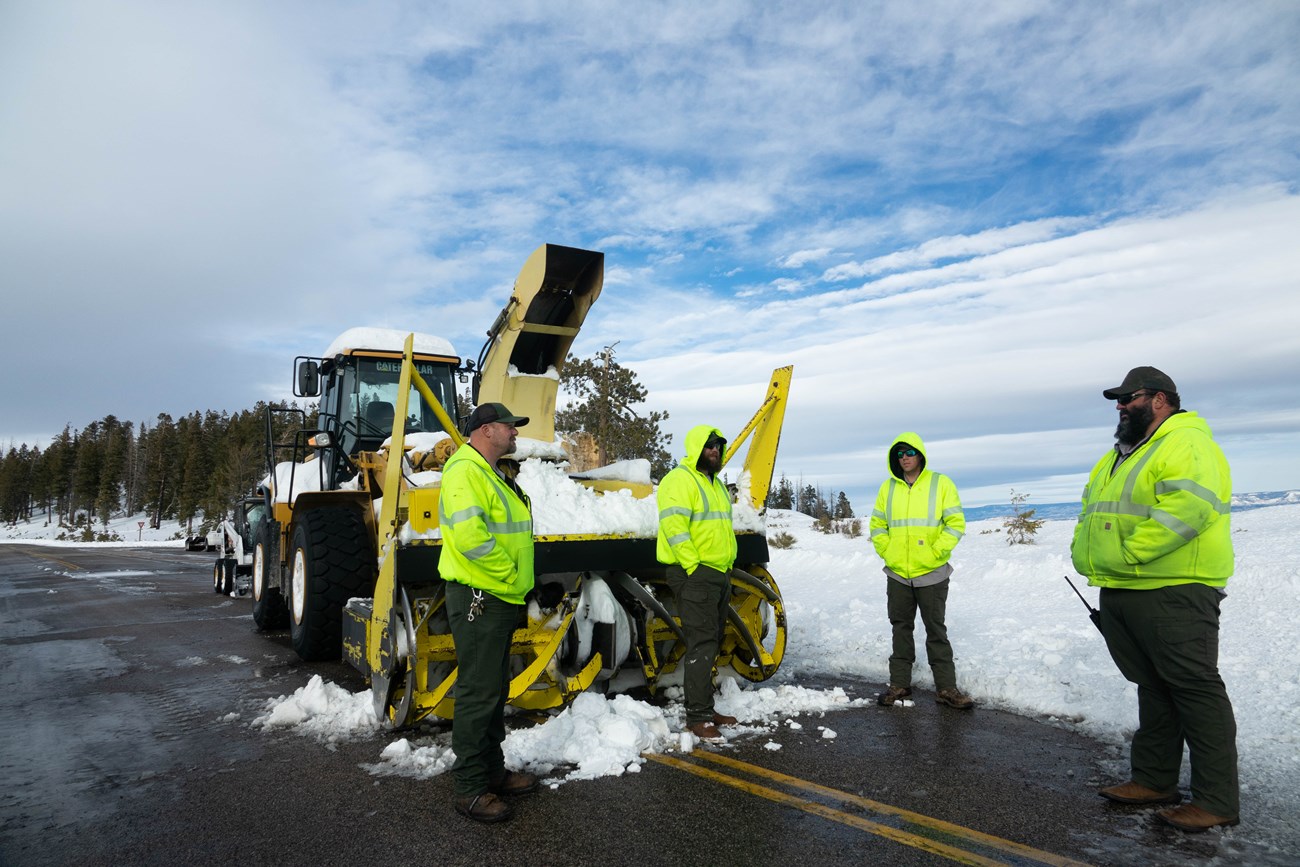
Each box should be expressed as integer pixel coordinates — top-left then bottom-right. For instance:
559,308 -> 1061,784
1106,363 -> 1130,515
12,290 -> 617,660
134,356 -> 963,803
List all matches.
251,520 -> 289,630
212,561 -> 224,593
221,559 -> 235,595
288,507 -> 375,661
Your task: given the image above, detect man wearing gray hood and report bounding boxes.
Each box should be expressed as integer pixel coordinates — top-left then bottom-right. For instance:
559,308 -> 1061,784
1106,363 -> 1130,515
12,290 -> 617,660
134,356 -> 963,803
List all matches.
869,432 -> 973,709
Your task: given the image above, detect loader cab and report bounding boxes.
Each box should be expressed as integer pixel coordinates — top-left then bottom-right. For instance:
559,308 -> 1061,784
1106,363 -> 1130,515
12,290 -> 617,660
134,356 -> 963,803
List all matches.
237,497 -> 266,547
296,329 -> 461,489
324,354 -> 460,458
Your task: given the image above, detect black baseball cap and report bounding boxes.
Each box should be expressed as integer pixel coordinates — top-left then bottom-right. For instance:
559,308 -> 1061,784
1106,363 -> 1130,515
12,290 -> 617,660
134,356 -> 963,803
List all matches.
1102,366 -> 1178,400
466,402 -> 529,432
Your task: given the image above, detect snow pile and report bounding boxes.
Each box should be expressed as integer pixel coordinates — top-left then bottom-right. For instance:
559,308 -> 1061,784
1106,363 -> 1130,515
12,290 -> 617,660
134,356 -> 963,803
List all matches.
253,675 -> 384,747
394,450 -> 763,541
259,671 -> 869,787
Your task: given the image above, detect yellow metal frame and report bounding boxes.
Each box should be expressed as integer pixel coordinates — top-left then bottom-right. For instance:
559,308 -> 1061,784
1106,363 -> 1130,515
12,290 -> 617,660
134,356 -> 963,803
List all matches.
724,366 -> 793,509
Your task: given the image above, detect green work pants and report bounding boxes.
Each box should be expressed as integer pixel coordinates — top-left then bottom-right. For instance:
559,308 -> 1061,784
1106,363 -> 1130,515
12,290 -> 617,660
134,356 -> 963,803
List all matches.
667,564 -> 732,725
886,578 -> 957,692
1100,583 -> 1239,818
446,580 -> 523,797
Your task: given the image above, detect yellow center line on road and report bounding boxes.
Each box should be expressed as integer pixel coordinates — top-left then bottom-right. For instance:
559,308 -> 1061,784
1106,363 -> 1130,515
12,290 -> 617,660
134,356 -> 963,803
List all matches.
646,751 -> 1094,867
16,549 -> 83,572
649,753 -> 1007,866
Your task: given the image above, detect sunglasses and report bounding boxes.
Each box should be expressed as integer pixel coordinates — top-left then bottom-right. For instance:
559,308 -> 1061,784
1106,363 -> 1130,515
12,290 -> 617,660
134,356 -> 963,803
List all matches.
1115,391 -> 1154,406
895,448 -> 919,458
704,438 -> 726,452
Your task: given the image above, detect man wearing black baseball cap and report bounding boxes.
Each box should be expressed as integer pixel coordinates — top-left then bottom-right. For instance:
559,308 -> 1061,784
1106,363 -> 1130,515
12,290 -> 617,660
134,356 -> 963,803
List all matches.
465,402 -> 530,436
1072,366 -> 1239,832
439,401 -> 536,823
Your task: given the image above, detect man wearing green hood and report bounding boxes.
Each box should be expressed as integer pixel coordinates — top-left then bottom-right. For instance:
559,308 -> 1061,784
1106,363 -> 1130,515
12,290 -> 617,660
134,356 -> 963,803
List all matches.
657,424 -> 740,742
869,432 -> 973,709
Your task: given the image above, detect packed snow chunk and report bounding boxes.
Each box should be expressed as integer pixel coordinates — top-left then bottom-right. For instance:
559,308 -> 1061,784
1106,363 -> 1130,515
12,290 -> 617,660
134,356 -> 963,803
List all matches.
254,674 -> 382,744
820,727 -> 837,739
519,460 -> 659,536
504,693 -> 675,783
262,460 -> 328,504
569,459 -> 653,485
368,736 -> 458,778
764,741 -> 782,751
714,677 -> 868,723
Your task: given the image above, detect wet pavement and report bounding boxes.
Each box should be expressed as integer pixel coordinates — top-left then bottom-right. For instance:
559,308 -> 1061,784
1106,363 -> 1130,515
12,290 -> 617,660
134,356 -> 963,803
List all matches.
0,545 -> 1288,866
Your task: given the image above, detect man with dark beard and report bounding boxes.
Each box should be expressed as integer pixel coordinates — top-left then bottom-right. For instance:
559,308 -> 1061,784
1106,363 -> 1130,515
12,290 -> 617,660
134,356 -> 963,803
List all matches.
656,425 -> 740,742
1071,367 -> 1239,832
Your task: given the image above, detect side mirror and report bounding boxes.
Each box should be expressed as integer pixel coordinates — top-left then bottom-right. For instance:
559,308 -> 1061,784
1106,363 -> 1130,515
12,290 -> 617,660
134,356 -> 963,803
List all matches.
296,359 -> 320,397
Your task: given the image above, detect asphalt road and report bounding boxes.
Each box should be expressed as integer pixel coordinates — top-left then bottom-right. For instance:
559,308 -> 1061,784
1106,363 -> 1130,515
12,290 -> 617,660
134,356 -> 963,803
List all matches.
0,545 -> 1278,867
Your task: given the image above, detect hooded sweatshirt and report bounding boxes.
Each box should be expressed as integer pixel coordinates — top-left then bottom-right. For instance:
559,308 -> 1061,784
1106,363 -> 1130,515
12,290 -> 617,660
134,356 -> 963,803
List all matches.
868,431 -> 965,581
656,424 -> 737,574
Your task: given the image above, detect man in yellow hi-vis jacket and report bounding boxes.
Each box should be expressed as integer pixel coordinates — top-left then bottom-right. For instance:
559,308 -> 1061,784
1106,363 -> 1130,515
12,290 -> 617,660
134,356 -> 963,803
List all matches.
439,402 -> 539,824
869,432 -> 973,710
657,424 -> 740,742
1072,367 -> 1238,832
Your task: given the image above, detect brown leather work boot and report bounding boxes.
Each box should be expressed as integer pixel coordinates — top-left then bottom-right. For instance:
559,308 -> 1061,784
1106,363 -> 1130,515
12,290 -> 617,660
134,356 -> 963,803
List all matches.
454,792 -> 514,823
712,712 -> 739,726
1157,803 -> 1240,831
877,685 -> 912,707
688,721 -> 724,742
490,771 -> 539,796
935,688 -> 975,710
1098,781 -> 1182,805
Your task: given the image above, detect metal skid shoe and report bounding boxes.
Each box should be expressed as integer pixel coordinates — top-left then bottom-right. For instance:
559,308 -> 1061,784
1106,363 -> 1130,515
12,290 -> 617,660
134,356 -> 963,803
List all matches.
371,585 -> 419,728
371,583 -> 459,729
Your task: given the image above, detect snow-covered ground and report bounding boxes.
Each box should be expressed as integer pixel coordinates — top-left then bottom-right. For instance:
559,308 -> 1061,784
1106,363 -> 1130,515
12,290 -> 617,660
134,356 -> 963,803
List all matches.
4,501 -> 1296,853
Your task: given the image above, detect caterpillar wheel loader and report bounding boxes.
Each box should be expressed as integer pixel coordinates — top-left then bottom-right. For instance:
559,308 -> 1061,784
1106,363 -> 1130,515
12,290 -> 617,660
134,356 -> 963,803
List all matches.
254,243 -> 793,727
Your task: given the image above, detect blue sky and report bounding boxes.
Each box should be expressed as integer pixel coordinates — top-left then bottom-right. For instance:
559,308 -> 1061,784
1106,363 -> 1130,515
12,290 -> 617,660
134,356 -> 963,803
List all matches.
2,1 -> 1298,508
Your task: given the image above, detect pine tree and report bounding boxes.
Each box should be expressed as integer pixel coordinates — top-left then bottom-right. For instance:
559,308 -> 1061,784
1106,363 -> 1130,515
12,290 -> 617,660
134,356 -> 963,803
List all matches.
1003,490 -> 1046,545
94,416 -> 130,528
555,345 -> 673,478
767,474 -> 795,509
834,491 -> 854,519
140,413 -> 180,529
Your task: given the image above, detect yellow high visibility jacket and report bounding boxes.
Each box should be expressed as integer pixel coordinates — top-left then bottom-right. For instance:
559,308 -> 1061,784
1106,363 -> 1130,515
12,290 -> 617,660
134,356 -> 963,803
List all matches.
437,442 -> 534,605
656,425 -> 737,575
869,432 -> 965,579
1071,411 -> 1232,589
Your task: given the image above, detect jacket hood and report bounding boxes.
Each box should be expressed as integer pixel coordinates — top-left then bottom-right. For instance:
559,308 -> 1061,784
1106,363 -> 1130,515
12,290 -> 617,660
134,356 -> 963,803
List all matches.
683,424 -> 726,469
1147,410 -> 1210,443
887,431 -> 928,480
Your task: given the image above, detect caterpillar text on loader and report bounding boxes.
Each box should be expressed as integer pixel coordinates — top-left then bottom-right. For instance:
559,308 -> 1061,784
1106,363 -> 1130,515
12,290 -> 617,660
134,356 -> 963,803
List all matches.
254,243 -> 793,727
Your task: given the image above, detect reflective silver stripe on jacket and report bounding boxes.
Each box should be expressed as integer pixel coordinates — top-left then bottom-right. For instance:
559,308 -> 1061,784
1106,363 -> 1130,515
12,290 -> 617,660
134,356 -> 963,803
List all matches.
438,461 -> 532,560
658,476 -> 732,530
880,475 -> 961,537
1081,435 -> 1228,540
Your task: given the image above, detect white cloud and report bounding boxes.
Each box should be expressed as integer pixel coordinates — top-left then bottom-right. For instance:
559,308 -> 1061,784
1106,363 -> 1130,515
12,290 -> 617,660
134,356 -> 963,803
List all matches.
2,1 -> 1298,508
